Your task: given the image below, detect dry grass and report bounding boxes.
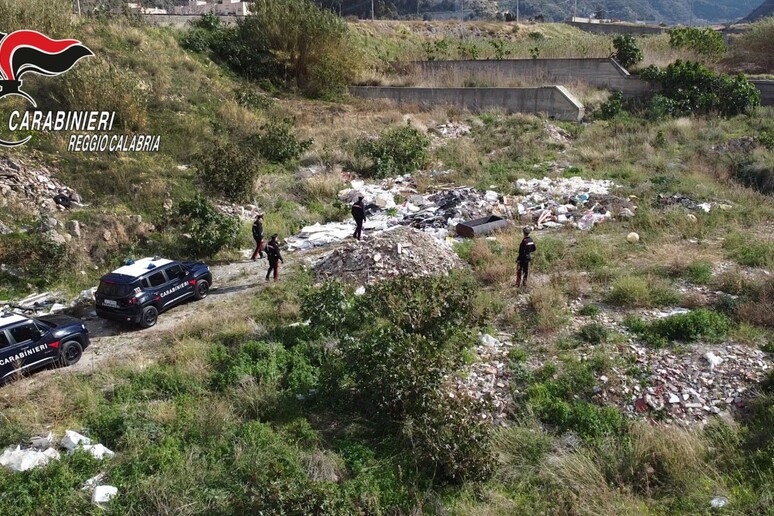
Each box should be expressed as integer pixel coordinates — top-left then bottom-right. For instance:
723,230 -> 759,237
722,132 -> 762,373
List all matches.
297,173 -> 347,204
529,276 -> 568,333
304,450 -> 347,483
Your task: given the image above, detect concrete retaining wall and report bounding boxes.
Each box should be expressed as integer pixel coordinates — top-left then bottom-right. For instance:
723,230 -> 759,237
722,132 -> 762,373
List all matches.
410,58 -> 656,98
349,86 -> 584,121
751,80 -> 774,107
566,21 -> 666,35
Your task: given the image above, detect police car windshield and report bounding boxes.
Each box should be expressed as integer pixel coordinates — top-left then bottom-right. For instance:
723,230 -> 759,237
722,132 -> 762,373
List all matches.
98,280 -> 139,297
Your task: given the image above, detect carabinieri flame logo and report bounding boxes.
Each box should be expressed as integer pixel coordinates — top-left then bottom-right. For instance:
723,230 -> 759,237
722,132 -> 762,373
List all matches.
0,30 -> 93,147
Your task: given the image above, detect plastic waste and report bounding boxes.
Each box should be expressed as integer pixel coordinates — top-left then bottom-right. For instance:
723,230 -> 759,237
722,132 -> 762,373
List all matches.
92,485 -> 118,507
710,497 -> 729,508
705,352 -> 723,372
0,445 -> 60,472
577,212 -> 596,231
61,430 -> 91,452
82,444 -> 115,460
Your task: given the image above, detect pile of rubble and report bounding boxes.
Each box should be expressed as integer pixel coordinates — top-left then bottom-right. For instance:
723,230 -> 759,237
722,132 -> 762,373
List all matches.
215,202 -> 263,221
312,226 -> 465,285
452,333 -> 516,426
513,176 -> 628,230
1,430 -> 117,506
429,121 -> 471,149
287,175 -> 636,250
655,193 -> 732,213
0,156 -> 81,213
598,343 -> 772,424
1,288 -> 96,316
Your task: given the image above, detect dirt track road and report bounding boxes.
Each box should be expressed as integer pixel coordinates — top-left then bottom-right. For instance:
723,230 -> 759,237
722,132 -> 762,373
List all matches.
10,259 -> 279,392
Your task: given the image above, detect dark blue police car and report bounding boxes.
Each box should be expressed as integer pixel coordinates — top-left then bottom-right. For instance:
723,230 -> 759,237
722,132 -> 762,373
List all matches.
95,257 -> 212,328
0,311 -> 90,384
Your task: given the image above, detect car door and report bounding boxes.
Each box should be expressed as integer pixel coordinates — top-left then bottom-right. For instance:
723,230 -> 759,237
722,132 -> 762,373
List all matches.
165,264 -> 195,303
0,329 -> 16,381
1,322 -> 54,379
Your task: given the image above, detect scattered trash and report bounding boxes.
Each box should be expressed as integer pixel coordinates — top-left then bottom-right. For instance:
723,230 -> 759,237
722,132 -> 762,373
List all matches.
61,430 -> 92,452
313,226 -> 465,286
82,444 -> 115,460
710,496 -> 729,509
656,194 -> 721,213
705,352 -> 723,371
30,432 -> 55,449
0,445 -> 60,472
81,472 -> 107,491
627,232 -> 640,243
92,485 -> 118,507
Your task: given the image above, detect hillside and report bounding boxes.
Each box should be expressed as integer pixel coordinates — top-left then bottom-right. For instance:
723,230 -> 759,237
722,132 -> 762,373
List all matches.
0,3 -> 773,515
744,0 -> 774,22
323,0 -> 759,24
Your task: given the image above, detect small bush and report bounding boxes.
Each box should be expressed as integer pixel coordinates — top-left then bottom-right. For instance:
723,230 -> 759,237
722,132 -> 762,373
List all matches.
668,27 -> 726,58
685,260 -> 713,284
250,119 -> 313,165
529,281 -> 568,333
174,195 -> 241,258
595,91 -> 627,120
578,304 -> 600,317
612,34 -> 643,69
607,275 -> 680,308
723,232 -> 774,267
0,231 -> 70,288
629,309 -> 734,347
737,280 -> 774,329
577,323 -> 610,345
640,61 -> 760,117
196,141 -> 259,201
356,124 -> 430,179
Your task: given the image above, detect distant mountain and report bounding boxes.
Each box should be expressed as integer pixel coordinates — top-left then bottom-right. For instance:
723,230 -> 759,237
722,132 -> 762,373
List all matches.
324,0 -> 761,24
744,0 -> 774,22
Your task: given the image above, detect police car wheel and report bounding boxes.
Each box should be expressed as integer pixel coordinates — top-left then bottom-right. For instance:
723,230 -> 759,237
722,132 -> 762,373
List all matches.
140,306 -> 158,328
194,280 -> 209,300
59,341 -> 83,367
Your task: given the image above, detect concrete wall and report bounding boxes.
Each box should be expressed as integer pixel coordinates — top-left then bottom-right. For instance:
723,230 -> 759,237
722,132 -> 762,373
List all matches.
566,21 -> 666,35
349,86 -> 584,121
751,80 -> 774,107
411,58 -> 657,98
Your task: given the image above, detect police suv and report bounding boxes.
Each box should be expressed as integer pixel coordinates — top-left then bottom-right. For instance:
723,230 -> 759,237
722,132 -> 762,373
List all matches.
95,257 -> 212,328
0,311 -> 90,384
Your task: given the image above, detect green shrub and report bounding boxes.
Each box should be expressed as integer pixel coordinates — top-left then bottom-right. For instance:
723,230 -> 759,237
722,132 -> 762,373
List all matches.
612,34 -> 643,69
640,61 -> 760,117
578,304 -> 601,317
196,141 -> 260,201
606,275 -> 679,308
250,119 -> 313,165
595,91 -> 627,120
628,309 -> 734,348
174,195 -> 241,258
356,124 -> 430,179
0,231 -> 70,288
731,158 -> 774,195
668,27 -> 726,58
685,260 -> 713,284
723,232 -> 774,267
0,0 -> 72,36
576,323 -> 610,345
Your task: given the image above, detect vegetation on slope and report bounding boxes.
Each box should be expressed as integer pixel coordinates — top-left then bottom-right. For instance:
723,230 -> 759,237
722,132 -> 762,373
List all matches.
0,2 -> 773,514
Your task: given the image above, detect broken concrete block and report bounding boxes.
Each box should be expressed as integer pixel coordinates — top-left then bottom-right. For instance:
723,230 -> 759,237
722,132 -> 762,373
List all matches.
61,430 -> 91,452
92,485 -> 118,506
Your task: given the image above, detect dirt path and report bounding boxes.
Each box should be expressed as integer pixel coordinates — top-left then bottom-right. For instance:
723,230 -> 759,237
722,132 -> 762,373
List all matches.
11,259 -> 281,392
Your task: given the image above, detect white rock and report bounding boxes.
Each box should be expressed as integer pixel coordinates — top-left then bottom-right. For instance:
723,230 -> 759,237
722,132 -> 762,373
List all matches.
92,485 -> 118,506
627,232 -> 640,243
82,444 -> 115,460
61,430 -> 91,452
704,352 -> 723,371
669,393 -> 680,404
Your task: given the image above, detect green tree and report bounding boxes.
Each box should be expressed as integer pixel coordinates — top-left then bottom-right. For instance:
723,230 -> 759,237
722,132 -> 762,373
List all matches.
612,34 -> 644,69
668,27 -> 726,59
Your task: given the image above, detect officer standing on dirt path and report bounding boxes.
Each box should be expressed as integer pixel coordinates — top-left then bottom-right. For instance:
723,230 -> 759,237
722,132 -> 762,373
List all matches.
250,214 -> 264,260
516,226 -> 537,288
265,234 -> 283,282
351,196 -> 366,240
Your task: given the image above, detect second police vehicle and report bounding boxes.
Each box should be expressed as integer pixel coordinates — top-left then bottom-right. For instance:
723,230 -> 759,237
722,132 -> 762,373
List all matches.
95,257 -> 212,328
0,310 -> 90,384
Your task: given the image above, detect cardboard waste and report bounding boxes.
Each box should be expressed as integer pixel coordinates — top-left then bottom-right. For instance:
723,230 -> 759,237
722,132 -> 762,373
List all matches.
312,226 -> 465,285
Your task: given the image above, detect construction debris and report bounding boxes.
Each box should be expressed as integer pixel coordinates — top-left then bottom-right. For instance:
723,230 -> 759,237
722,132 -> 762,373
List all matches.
0,445 -> 60,472
0,156 -> 81,213
312,226 -> 465,285
598,343 -> 771,424
655,194 -> 715,213
92,485 -> 118,507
